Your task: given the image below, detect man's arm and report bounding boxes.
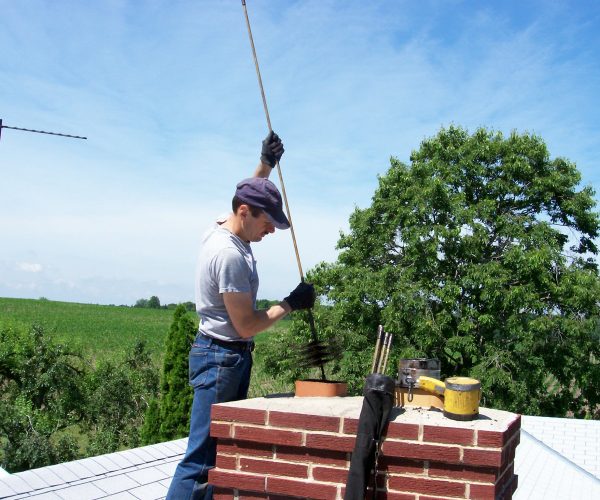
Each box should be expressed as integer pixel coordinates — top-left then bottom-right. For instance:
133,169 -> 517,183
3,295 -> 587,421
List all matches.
223,282 -> 316,339
253,160 -> 273,179
223,291 -> 291,338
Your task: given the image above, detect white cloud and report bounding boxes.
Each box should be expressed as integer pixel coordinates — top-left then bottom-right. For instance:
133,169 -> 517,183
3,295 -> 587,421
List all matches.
17,262 -> 43,273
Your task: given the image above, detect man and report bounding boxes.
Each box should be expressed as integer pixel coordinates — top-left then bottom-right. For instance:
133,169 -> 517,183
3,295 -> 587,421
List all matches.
166,132 -> 315,500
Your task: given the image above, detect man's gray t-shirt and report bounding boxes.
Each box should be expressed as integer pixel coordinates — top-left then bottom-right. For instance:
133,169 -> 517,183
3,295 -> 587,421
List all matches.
195,221 -> 258,341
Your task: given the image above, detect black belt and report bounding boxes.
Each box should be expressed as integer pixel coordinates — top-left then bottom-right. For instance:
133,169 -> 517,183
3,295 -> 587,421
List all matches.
202,335 -> 254,352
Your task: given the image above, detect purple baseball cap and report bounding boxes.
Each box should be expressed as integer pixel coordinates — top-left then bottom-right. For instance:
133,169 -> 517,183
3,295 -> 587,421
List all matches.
235,177 -> 290,230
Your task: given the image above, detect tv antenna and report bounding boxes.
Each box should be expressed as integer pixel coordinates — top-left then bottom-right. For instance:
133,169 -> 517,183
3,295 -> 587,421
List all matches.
0,118 -> 87,141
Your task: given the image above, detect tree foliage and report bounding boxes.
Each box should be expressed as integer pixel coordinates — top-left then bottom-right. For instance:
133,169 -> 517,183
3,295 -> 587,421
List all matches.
83,340 -> 159,455
141,304 -> 196,444
0,323 -> 159,472
262,126 -> 600,418
0,323 -> 82,471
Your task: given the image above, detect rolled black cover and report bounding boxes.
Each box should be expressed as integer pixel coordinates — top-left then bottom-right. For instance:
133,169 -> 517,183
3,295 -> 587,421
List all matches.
344,373 -> 395,500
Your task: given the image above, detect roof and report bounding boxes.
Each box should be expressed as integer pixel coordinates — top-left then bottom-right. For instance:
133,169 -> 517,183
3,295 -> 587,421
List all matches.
520,415 -> 600,478
0,439 -> 187,499
512,415 -> 600,499
514,429 -> 599,499
0,415 -> 598,499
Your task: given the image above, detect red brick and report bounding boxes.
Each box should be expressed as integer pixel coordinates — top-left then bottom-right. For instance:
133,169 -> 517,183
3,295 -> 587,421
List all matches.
213,487 -> 235,499
237,494 -> 268,500
208,469 -> 265,492
507,415 -> 521,440
312,465 -> 348,483
269,411 -> 341,432
305,432 -> 356,452
477,429 -> 505,447
216,454 -> 237,470
478,416 -> 521,448
420,496 -> 462,500
462,448 -> 503,467
374,492 -> 415,500
266,477 -> 338,499
511,432 -> 521,447
380,457 -> 425,475
501,436 -> 519,468
388,476 -> 466,498
386,422 -> 420,440
275,446 -> 348,466
212,405 -> 267,425
239,494 -> 293,500
234,426 -> 303,447
237,441 -> 274,458
506,474 -> 518,496
220,489 -> 297,500
423,425 -> 474,446
211,422 -> 233,439
216,439 -> 238,455
496,463 -> 515,492
470,482 -> 498,500
239,457 -> 309,478
382,441 -> 461,464
342,417 -> 359,434
428,462 -> 497,483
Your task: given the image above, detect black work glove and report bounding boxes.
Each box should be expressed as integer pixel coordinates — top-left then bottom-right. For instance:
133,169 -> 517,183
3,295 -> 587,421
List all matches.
260,130 -> 284,167
284,282 -> 316,311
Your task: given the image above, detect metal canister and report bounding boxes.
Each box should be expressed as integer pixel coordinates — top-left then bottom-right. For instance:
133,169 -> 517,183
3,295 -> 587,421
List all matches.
397,358 -> 441,388
443,376 -> 481,421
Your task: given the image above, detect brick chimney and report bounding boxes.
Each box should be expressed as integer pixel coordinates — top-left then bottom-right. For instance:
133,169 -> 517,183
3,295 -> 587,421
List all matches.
208,396 -> 520,499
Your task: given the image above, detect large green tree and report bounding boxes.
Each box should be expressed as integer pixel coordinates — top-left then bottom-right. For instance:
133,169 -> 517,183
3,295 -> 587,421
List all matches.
264,126 -> 600,418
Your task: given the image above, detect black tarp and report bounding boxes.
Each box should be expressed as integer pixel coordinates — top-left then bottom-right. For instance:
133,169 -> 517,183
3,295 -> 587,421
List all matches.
344,373 -> 395,500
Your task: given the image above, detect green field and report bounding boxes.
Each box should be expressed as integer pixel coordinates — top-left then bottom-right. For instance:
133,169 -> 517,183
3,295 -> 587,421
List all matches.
0,297 -> 180,362
0,296 -> 292,396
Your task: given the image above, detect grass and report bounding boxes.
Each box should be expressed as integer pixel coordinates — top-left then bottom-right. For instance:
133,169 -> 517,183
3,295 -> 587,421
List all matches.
0,297 -> 182,363
250,326 -> 295,398
0,296 -> 292,396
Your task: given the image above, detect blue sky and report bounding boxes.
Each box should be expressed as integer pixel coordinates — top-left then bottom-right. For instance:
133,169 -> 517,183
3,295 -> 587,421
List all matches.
1,0 -> 599,306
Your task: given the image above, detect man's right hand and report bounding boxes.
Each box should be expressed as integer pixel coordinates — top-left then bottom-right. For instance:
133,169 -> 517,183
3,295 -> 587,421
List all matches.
260,131 -> 284,167
283,282 -> 316,311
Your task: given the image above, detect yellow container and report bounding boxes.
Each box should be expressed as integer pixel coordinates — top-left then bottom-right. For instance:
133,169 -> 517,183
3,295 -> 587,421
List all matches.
417,376 -> 481,421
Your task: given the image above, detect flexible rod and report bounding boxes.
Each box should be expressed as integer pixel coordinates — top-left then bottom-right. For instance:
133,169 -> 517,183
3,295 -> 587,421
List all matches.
241,0 -> 304,280
241,1 -> 324,379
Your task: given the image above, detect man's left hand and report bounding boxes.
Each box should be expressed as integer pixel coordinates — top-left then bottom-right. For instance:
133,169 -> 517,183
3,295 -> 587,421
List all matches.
260,131 -> 284,167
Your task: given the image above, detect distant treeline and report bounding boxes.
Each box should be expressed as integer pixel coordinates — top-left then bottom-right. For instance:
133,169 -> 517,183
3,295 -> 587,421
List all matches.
133,296 -> 195,311
134,296 -> 283,314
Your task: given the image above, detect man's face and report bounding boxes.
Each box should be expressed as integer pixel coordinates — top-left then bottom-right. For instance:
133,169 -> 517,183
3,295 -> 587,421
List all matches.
244,209 -> 275,242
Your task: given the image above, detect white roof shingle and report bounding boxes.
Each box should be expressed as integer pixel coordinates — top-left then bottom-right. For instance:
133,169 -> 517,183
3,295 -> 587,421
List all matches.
520,415 -> 600,478
0,439 -> 186,499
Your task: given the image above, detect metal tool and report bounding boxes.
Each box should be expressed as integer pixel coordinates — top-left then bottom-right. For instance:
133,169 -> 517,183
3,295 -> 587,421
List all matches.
371,325 -> 393,375
241,0 -> 328,380
397,358 -> 441,403
0,118 -> 87,141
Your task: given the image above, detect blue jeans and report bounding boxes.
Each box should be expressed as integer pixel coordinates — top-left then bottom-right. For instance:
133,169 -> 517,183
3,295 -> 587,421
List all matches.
166,334 -> 253,500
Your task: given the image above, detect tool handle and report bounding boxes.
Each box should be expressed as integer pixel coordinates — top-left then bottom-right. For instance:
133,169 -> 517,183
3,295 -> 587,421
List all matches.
307,309 -> 326,380
370,325 -> 384,373
241,0 -> 304,280
242,0 -> 325,381
417,376 -> 446,395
